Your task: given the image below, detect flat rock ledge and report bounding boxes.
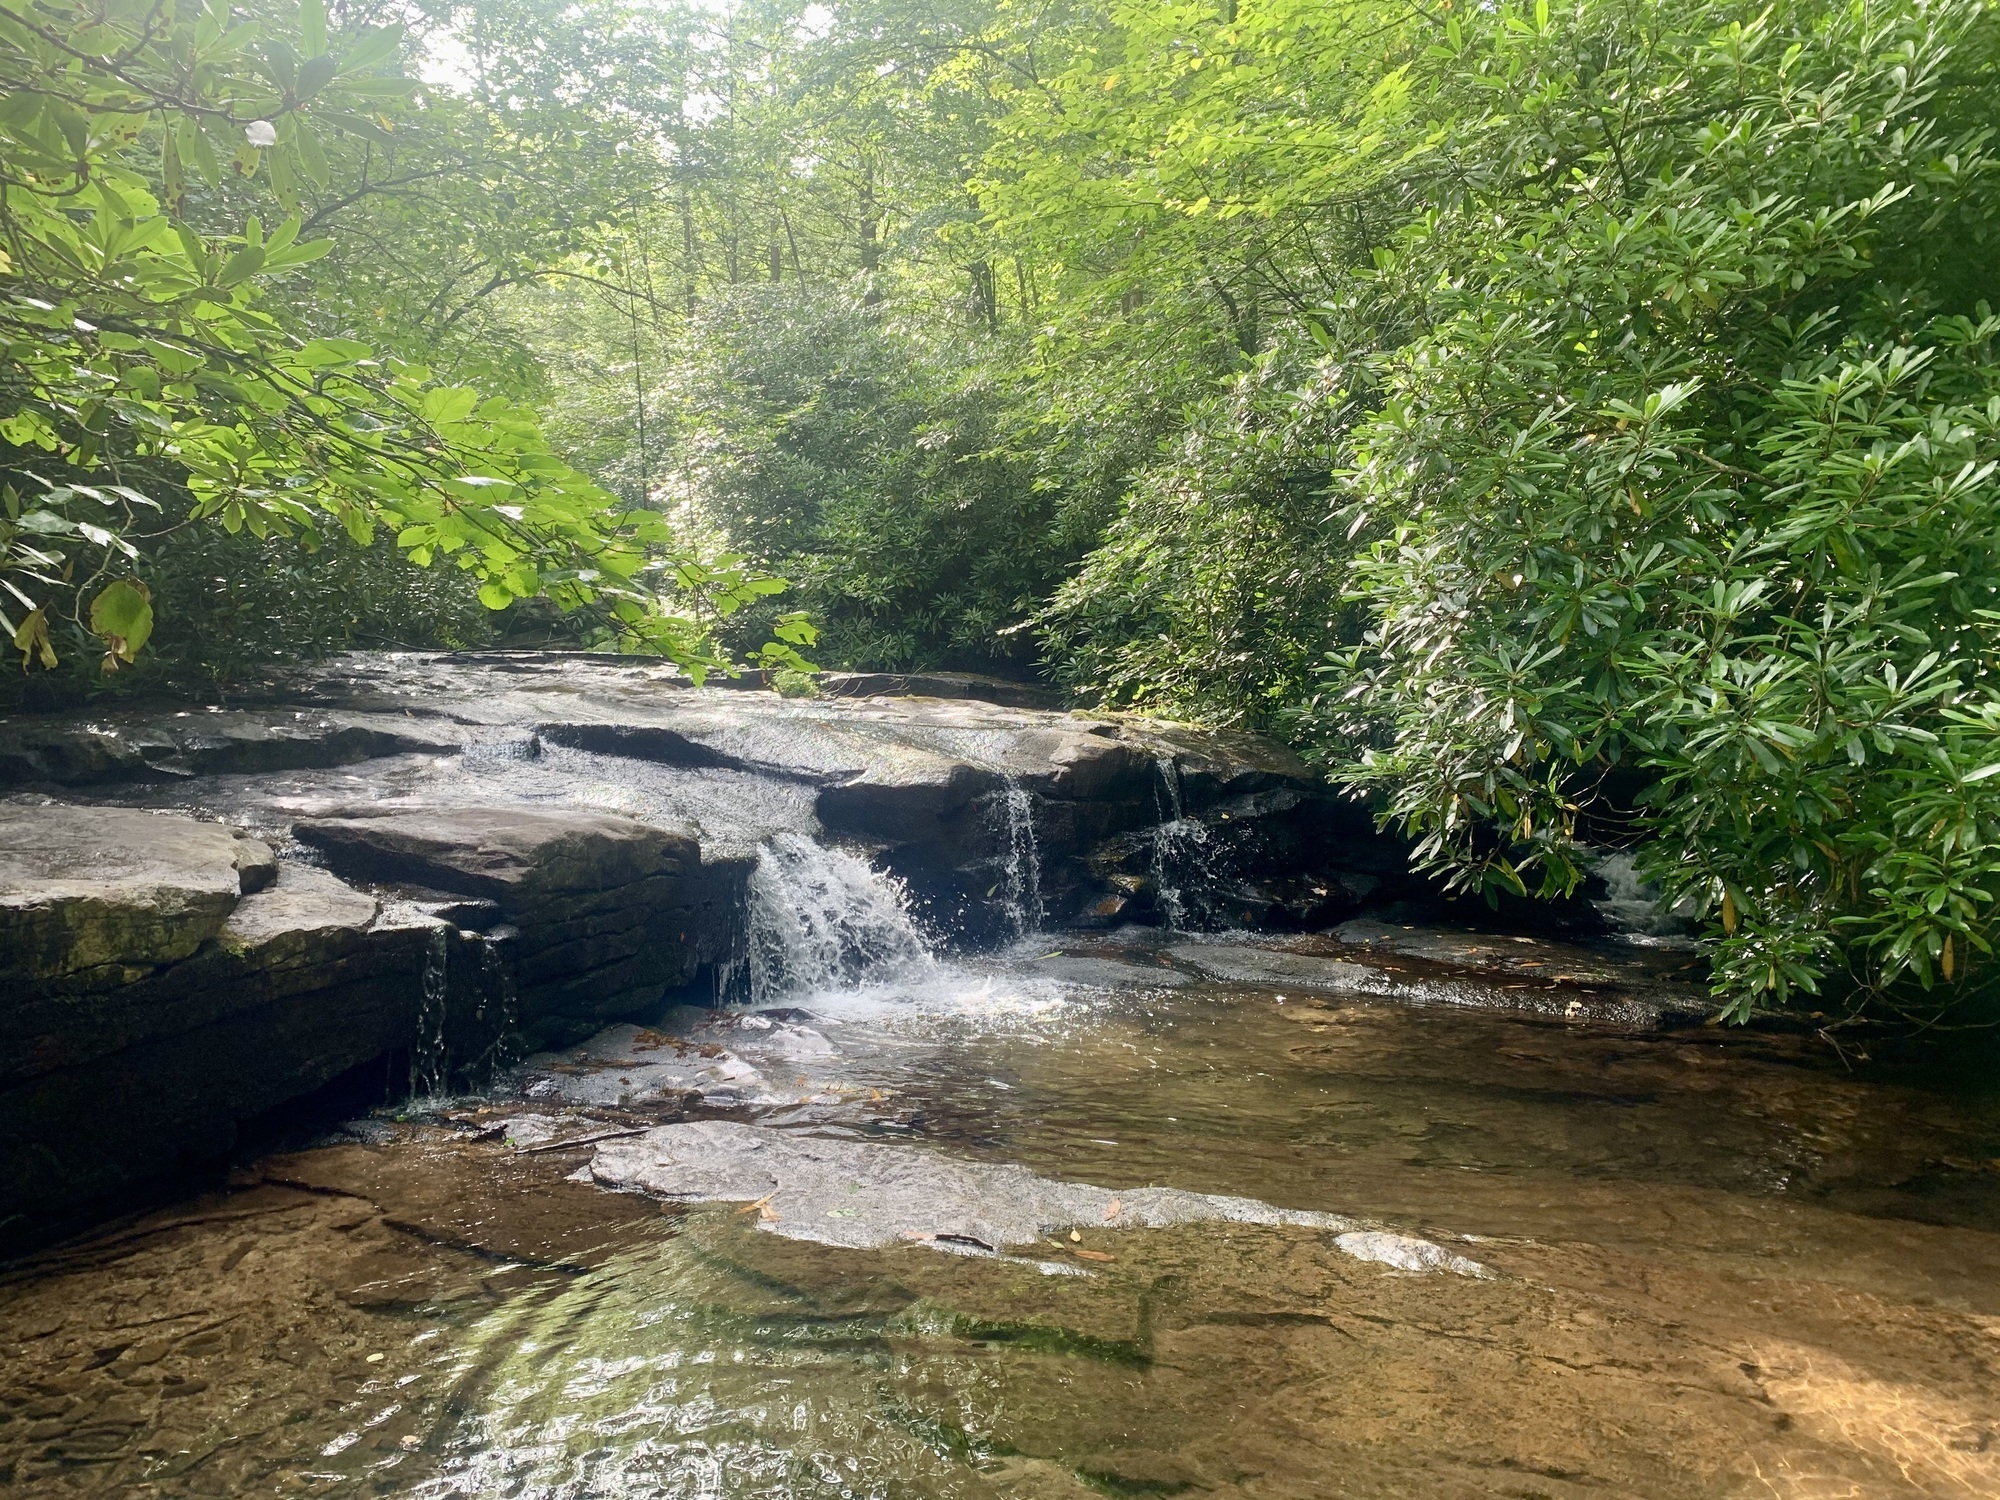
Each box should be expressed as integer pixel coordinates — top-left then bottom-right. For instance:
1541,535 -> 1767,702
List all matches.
0,798 -> 745,1249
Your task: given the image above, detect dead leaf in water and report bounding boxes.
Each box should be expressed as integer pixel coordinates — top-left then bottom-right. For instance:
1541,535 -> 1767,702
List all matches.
1073,1249 -> 1116,1263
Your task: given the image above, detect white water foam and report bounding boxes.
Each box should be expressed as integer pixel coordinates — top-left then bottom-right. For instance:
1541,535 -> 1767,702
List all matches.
1589,848 -> 1696,945
741,832 -> 935,1003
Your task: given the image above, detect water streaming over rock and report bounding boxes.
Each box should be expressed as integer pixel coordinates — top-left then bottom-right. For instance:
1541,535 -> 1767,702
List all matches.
1152,756 -> 1218,931
466,932 -> 522,1085
1589,847 -> 1695,943
408,925 -> 450,1099
740,832 -> 933,1002
998,779 -> 1044,939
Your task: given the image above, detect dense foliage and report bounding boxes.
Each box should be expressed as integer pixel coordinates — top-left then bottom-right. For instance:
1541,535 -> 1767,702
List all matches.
10,0 -> 2000,1024
0,0 -> 812,694
1001,0 -> 2000,1024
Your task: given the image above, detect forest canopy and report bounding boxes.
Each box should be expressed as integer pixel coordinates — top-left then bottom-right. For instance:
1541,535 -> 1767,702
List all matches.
7,0 -> 2000,1027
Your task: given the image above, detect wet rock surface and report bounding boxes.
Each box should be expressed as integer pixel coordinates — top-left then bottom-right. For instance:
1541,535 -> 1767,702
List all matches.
586,1117 -> 1491,1277
0,706 -> 461,786
1163,931 -> 1699,1026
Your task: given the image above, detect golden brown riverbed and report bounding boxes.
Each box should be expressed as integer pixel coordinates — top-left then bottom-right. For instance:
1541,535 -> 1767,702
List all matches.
5,939 -> 1998,1498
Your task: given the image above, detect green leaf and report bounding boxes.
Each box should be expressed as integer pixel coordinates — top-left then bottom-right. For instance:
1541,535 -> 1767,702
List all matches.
299,0 -> 327,56
298,52 -> 337,100
89,578 -> 154,667
334,24 -> 404,76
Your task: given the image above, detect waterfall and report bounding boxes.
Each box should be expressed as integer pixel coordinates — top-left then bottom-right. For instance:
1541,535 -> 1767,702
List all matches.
1151,757 -> 1217,931
409,926 -> 450,1099
742,833 -> 934,1002
999,780 -> 1044,939
1588,848 -> 1695,942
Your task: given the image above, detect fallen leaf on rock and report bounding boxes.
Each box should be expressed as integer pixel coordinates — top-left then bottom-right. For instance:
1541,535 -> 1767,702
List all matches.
1103,1198 -> 1122,1221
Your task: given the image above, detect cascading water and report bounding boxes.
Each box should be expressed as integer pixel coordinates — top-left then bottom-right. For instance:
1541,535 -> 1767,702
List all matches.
409,926 -> 450,1099
1151,756 -> 1217,931
1588,848 -> 1695,944
741,832 -> 934,1002
999,780 -> 1044,939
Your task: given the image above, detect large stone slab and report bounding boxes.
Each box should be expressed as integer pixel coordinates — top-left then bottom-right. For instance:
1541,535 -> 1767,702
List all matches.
0,852 -> 436,1248
293,805 -> 697,904
296,804 -> 744,1049
270,652 -> 1414,937
0,803 -> 275,986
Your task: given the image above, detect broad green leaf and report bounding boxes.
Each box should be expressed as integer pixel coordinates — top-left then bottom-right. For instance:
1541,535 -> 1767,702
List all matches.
88,578 -> 154,667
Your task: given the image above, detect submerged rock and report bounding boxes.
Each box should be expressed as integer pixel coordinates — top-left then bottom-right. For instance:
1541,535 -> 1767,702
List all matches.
1165,932 -> 1701,1027
1332,918 -> 1638,986
587,1119 -> 1490,1275
1166,943 -> 1386,993
1021,954 -> 1193,988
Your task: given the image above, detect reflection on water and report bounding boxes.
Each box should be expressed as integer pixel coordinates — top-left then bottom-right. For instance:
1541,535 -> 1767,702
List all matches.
5,937 -> 2000,1499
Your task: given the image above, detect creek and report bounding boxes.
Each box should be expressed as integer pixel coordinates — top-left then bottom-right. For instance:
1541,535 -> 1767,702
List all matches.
6,828 -> 2000,1499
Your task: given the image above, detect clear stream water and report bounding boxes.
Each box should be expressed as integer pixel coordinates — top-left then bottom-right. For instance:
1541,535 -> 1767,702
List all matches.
6,840 -> 2000,1500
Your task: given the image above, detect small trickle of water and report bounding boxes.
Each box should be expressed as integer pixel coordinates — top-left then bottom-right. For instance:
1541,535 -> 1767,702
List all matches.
409,926 -> 450,1099
744,833 -> 933,1002
999,781 -> 1044,939
464,935 -> 521,1086
1152,757 -> 1217,931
